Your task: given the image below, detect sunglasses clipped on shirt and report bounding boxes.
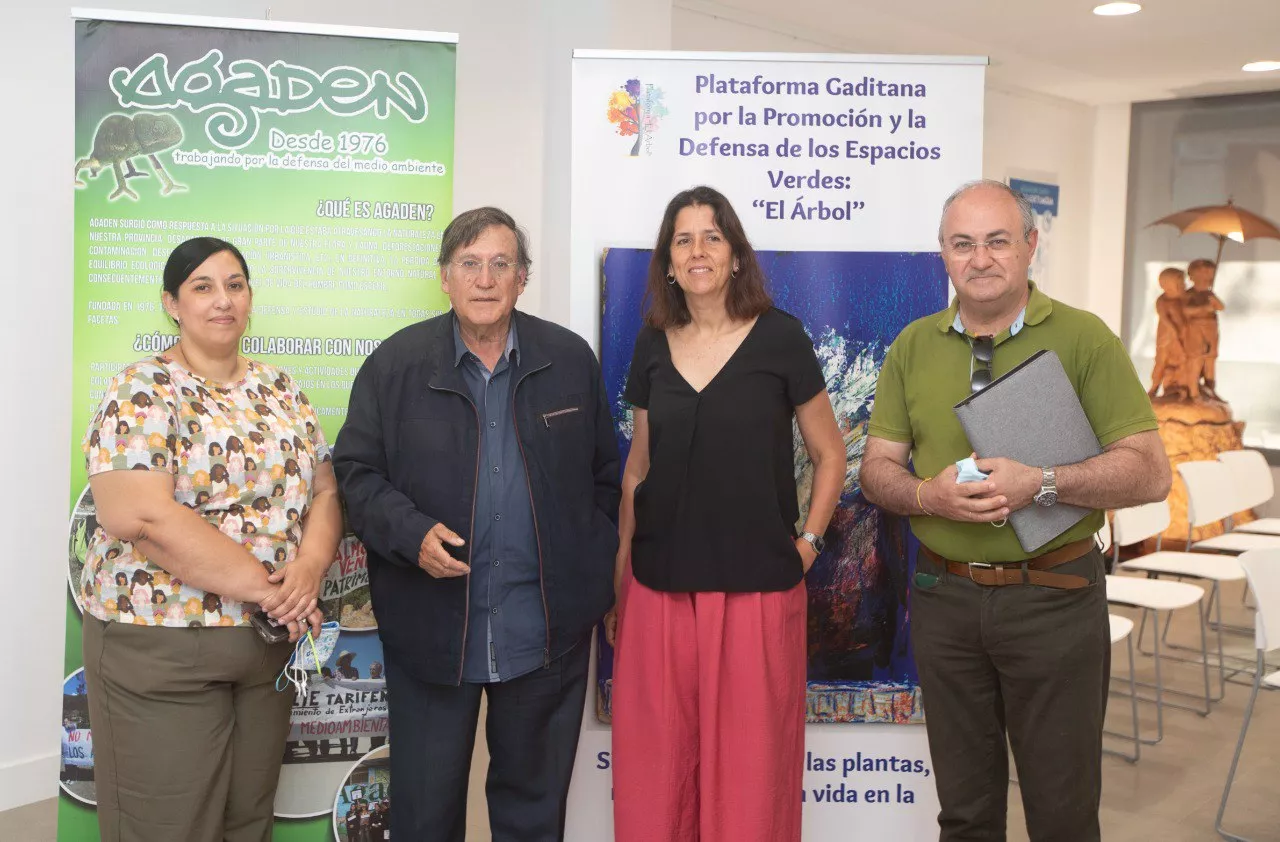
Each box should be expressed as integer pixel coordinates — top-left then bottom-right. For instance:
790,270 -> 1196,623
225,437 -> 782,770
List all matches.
969,334 -> 994,392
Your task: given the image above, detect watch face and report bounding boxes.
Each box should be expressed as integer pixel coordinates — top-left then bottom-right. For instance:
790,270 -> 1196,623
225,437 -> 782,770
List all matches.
1036,491 -> 1059,507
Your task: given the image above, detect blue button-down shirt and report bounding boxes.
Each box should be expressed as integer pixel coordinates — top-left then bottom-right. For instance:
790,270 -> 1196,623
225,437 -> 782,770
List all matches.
952,306 -> 1027,337
453,316 -> 545,683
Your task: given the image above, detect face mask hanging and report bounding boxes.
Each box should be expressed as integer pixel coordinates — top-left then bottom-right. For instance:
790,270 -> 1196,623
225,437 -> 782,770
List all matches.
276,620 -> 341,704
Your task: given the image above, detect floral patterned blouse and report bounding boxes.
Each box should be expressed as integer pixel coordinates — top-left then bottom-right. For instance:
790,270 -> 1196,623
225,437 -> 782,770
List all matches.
81,356 -> 330,628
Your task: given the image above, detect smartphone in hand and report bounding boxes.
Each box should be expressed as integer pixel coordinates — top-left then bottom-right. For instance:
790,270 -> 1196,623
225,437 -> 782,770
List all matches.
250,610 -> 291,644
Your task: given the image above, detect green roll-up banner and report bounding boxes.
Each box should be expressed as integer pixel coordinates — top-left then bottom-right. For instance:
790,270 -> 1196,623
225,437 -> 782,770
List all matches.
64,12 -> 455,839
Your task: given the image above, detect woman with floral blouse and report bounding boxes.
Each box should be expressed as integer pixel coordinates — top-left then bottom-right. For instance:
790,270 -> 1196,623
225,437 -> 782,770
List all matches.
80,237 -> 343,842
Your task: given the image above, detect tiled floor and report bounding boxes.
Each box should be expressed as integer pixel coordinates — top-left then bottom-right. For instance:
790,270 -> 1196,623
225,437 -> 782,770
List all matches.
7,576 -> 1278,841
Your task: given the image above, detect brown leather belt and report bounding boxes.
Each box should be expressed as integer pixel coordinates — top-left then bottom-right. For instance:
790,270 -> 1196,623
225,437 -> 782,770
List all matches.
921,538 -> 1096,590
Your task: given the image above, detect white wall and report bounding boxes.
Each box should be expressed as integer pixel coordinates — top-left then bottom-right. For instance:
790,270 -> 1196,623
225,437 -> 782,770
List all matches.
0,0 -> 79,814
0,0 -> 670,813
983,86 -> 1098,313
1085,104 -> 1132,332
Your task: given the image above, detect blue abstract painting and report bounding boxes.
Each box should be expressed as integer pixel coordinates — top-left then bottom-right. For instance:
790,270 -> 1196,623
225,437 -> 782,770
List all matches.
598,247 -> 947,724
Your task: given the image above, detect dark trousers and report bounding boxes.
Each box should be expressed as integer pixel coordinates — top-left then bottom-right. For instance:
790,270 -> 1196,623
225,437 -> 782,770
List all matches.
82,615 -> 293,842
911,548 -> 1110,842
385,640 -> 590,842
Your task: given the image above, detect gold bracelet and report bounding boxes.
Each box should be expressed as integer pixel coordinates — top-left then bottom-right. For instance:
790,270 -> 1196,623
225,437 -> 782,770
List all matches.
916,476 -> 935,516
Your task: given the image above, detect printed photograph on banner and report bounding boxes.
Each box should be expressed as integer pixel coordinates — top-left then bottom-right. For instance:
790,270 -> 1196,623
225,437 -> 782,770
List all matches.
1008,178 -> 1059,290
66,484 -> 96,613
331,745 -> 392,842
597,247 -> 947,725
59,669 -> 96,806
320,534 -> 377,630
276,630 -> 389,818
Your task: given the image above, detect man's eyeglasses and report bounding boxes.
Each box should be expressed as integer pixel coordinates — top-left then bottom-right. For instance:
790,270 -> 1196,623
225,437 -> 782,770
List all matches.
451,259 -> 518,280
945,238 -> 1018,257
970,334 -> 994,392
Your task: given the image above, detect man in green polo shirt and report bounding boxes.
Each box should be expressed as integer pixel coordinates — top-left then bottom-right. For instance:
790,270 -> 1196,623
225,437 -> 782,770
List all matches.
862,179 -> 1171,842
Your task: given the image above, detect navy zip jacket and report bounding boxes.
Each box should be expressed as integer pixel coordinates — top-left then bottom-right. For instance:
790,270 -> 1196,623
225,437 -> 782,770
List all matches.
332,310 -> 621,685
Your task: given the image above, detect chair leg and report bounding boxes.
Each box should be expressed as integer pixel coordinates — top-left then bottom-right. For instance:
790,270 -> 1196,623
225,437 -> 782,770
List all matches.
1214,581 -> 1228,700
1136,605 -> 1150,653
1126,632 -> 1141,762
1216,650 -> 1264,842
1161,604 -> 1176,647
1151,609 -> 1165,743
1196,603 -> 1212,716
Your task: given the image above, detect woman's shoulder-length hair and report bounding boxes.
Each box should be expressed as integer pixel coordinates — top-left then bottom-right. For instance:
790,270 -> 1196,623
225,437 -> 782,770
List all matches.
642,185 -> 771,330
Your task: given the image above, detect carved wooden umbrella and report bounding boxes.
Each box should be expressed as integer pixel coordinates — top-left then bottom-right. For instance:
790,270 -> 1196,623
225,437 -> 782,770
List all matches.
1149,198 -> 1280,265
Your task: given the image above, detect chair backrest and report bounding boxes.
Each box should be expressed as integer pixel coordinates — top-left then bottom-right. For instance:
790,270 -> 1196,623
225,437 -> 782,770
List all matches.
1237,548 -> 1280,653
1178,460 -> 1239,528
1218,449 -> 1275,511
1111,499 -> 1171,546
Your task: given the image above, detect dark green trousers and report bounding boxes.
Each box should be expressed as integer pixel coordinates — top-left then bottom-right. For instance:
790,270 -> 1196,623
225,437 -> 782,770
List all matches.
911,548 -> 1110,842
82,615 -> 294,842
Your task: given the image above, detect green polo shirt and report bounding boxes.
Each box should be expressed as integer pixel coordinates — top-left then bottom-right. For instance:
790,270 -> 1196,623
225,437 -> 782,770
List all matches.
867,282 -> 1157,563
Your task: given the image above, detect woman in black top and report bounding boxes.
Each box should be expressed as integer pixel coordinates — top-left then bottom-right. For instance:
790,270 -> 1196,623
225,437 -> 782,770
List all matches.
609,186 -> 845,842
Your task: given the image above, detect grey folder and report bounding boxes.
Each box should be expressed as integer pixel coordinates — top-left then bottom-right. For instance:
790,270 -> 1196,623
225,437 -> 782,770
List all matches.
953,349 -> 1102,553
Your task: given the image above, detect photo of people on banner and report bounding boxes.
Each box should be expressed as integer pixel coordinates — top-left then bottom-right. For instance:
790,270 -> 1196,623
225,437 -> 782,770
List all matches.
598,247 -> 947,724
277,629 -> 388,818
333,746 -> 392,841
320,535 -> 377,630
59,670 -> 95,805
67,491 -> 389,819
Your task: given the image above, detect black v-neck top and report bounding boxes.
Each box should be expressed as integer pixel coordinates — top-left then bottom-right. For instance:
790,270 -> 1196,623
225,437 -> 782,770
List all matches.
623,307 -> 826,592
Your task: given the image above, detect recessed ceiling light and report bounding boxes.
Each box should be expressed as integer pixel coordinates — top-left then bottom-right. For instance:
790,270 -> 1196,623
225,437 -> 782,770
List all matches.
1242,61 -> 1280,73
1093,2 -> 1142,15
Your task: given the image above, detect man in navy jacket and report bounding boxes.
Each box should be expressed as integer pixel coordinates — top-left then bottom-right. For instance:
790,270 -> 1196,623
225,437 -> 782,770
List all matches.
333,206 -> 620,842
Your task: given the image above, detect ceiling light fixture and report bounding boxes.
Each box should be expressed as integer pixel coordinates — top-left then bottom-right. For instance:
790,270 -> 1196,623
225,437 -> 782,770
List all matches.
1093,2 -> 1142,15
1242,61 -> 1280,73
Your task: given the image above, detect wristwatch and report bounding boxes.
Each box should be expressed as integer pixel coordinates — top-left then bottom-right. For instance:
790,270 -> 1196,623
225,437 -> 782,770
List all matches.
800,531 -> 826,554
1033,467 -> 1059,507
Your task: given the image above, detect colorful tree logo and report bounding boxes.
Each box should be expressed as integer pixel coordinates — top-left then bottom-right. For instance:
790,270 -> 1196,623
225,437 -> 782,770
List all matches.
607,78 -> 669,157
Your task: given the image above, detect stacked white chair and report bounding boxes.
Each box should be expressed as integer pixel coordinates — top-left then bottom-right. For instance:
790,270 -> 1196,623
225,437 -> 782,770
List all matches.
1114,499 -> 1244,700
1177,461 -> 1280,555
1217,449 -> 1280,536
1105,573 -> 1209,743
1215,548 -> 1280,841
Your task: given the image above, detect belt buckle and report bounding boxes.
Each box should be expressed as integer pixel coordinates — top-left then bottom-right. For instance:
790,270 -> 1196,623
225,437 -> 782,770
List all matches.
967,562 -> 993,583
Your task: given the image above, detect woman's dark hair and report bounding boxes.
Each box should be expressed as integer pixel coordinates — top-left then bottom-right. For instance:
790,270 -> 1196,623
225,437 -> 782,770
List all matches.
643,186 -> 771,329
163,238 -> 250,299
